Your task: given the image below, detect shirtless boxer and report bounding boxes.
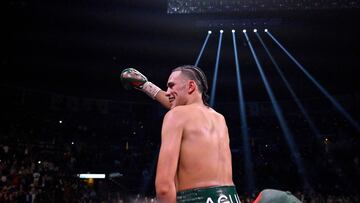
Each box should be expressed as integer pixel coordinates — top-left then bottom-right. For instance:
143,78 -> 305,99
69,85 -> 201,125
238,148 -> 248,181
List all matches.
121,65 -> 240,203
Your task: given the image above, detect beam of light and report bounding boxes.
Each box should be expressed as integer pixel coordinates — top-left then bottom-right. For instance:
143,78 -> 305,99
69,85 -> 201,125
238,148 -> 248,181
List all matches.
258,32 -> 355,192
78,174 -> 106,179
209,30 -> 223,107
243,31 -> 310,189
195,31 -> 212,66
232,31 -> 255,193
255,32 -> 321,139
266,31 -> 360,132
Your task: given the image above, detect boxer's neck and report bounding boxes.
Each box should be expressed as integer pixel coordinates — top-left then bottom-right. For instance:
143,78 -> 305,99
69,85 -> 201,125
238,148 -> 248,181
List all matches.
184,92 -> 203,106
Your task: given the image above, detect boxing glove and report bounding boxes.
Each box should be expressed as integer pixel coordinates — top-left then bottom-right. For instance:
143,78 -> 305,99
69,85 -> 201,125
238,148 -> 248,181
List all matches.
120,68 -> 161,99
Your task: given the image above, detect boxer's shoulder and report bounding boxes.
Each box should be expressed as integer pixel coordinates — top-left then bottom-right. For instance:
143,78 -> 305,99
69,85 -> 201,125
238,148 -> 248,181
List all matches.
164,105 -> 225,125
206,107 -> 226,122
163,106 -> 188,125
167,105 -> 194,116
163,105 -> 200,125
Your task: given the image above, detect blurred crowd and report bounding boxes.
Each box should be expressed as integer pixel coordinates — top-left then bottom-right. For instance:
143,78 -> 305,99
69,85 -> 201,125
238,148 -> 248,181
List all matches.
1,86 -> 359,202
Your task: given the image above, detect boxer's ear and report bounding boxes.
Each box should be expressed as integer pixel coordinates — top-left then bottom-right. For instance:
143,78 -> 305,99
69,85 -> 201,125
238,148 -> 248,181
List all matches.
188,80 -> 196,94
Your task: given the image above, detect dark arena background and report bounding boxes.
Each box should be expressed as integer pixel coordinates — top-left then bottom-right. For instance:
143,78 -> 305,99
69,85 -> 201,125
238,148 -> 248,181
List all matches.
2,0 -> 360,202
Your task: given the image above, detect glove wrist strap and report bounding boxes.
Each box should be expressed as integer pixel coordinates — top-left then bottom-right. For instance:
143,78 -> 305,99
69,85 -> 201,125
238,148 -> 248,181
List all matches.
141,81 -> 161,99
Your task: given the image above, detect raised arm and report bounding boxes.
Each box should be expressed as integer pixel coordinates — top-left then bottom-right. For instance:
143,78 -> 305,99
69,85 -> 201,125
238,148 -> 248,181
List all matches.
120,68 -> 171,109
154,90 -> 171,110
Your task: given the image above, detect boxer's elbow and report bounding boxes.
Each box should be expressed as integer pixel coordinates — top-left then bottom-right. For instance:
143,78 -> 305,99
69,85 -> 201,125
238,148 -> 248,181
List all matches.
155,179 -> 174,201
156,181 -> 171,196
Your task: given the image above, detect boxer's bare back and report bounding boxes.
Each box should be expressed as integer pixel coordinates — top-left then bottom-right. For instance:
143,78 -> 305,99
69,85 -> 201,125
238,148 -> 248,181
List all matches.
173,104 -> 233,191
155,70 -> 234,202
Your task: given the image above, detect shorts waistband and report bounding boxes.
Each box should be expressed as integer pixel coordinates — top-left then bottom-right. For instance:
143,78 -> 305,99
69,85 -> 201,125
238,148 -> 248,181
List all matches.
177,185 -> 240,203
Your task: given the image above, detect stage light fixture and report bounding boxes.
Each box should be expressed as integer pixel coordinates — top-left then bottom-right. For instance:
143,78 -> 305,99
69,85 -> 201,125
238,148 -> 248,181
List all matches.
220,30 -> 224,33
208,30 -> 212,34
232,29 -> 235,33
243,29 -> 246,33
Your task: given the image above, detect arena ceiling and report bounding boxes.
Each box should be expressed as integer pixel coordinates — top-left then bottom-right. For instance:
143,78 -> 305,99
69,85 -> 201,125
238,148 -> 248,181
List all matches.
4,0 -> 360,102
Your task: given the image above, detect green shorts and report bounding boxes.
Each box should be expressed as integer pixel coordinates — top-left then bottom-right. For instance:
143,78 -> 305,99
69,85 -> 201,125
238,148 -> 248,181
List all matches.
177,185 -> 240,203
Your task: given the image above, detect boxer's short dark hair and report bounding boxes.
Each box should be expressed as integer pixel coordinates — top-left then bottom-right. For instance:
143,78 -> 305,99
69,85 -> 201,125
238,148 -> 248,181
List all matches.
172,65 -> 209,107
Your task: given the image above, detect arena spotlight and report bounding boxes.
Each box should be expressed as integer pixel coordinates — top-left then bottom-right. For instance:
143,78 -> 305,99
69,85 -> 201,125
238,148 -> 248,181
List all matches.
255,32 -> 321,139
267,31 -> 360,132
253,29 -> 257,33
231,30 -> 255,193
209,29 -> 224,107
244,31 -> 310,188
264,29 -> 268,32
195,30 -> 212,66
220,30 -> 224,33
243,29 -> 246,33
232,29 -> 235,33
